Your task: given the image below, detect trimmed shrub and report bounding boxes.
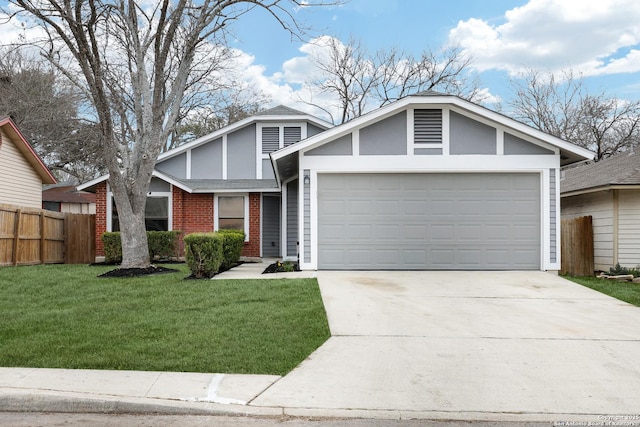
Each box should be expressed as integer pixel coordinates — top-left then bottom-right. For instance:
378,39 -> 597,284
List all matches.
148,230 -> 181,260
184,232 -> 223,278
217,229 -> 245,271
101,231 -> 181,264
101,232 -> 122,264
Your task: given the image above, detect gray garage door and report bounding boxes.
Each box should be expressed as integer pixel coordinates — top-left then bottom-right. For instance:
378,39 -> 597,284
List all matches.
317,173 -> 540,270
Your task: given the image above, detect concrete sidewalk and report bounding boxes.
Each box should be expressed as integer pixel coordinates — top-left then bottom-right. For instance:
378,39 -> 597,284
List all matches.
0,368 -> 282,416
212,258 -> 317,280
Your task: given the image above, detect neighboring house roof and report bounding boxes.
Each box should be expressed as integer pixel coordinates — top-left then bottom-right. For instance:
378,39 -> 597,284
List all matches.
270,93 -> 595,185
561,149 -> 640,196
42,184 -> 96,204
0,116 -> 56,185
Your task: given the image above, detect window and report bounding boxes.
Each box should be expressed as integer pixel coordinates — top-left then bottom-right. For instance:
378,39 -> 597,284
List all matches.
215,194 -> 249,240
43,201 -> 61,212
111,196 -> 170,232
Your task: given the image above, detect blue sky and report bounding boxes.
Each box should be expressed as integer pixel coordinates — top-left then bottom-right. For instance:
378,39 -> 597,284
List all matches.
2,0 -> 640,122
221,0 -> 640,119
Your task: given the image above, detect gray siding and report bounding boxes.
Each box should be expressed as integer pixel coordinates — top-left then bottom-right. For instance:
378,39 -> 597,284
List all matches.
304,171 -> 311,263
262,159 -> 275,179
305,134 -> 352,156
359,111 -> 407,155
449,111 -> 496,155
414,148 -> 443,155
149,178 -> 170,192
262,194 -> 281,257
550,169 -> 557,263
505,133 -> 555,155
287,179 -> 299,258
191,138 -> 222,179
307,124 -> 325,137
227,124 -> 256,179
156,153 -> 187,179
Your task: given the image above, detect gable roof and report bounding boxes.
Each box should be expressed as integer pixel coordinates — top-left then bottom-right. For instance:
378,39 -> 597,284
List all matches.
0,116 -> 56,185
42,184 -> 96,204
561,149 -> 640,196
157,105 -> 332,163
255,105 -> 308,116
77,106 -> 332,191
270,93 -> 595,185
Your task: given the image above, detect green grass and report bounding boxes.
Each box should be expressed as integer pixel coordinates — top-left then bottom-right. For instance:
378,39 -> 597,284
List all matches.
564,275 -> 640,307
0,264 -> 330,375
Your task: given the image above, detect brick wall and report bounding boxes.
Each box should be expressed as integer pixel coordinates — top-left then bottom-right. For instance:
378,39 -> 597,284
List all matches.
95,185 -> 263,258
95,182 -> 107,256
243,192 -> 261,257
172,188 -> 214,255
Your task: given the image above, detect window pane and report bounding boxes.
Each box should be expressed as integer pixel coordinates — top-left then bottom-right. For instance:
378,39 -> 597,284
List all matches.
146,197 -> 169,218
146,219 -> 168,231
219,196 -> 244,218
111,196 -> 168,232
219,218 -> 244,230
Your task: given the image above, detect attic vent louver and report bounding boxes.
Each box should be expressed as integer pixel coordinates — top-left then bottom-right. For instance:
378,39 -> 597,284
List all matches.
262,127 -> 279,153
414,109 -> 442,144
284,127 -> 302,146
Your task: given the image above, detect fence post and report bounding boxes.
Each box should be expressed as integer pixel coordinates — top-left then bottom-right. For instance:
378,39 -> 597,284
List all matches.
40,212 -> 46,264
12,209 -> 22,266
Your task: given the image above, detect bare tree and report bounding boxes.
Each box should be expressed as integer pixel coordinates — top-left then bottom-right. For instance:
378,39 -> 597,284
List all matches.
375,45 -> 482,107
169,83 -> 270,149
299,37 -> 482,124
4,0 -> 331,270
0,48 -> 103,181
300,36 -> 375,124
509,69 -> 640,160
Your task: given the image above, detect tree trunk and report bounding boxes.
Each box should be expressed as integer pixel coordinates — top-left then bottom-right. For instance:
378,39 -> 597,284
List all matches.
117,204 -> 151,269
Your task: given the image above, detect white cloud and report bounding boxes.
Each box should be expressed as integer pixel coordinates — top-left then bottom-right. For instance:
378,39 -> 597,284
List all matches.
448,0 -> 640,76
229,37 -> 345,122
0,10 -> 48,45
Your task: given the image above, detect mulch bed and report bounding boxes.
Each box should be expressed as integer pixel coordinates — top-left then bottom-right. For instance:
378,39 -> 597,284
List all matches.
98,266 -> 179,278
262,262 -> 300,274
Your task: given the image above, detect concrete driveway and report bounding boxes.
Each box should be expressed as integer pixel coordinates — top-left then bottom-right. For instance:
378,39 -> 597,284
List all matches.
251,271 -> 640,419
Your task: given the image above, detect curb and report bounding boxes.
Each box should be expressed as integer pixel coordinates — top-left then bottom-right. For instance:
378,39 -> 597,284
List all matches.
0,390 -> 283,417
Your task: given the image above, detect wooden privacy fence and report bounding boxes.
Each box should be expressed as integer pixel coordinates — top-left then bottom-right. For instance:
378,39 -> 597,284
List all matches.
560,215 -> 594,277
0,204 -> 95,266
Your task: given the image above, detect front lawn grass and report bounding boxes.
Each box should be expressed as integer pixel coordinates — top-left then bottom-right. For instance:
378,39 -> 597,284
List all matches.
0,264 -> 330,375
564,275 -> 640,307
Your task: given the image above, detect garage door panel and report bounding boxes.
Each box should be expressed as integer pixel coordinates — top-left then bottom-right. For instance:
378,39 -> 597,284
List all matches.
403,225 -> 427,239
430,224 -> 455,240
350,224 -> 373,240
318,173 -> 540,270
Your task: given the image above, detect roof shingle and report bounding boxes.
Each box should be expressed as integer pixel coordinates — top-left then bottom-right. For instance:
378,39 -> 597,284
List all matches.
561,149 -> 640,194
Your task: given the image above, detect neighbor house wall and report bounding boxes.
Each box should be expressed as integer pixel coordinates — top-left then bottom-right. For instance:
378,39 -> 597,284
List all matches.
61,202 -> 96,214
617,191 -> 640,268
561,191 -> 614,271
0,128 -> 43,208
